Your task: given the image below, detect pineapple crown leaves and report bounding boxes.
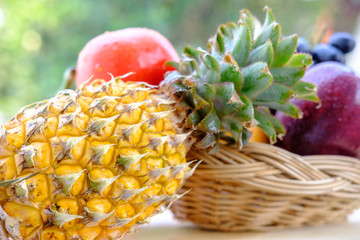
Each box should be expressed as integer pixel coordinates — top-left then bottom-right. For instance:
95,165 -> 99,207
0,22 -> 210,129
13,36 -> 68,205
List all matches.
162,7 -> 318,150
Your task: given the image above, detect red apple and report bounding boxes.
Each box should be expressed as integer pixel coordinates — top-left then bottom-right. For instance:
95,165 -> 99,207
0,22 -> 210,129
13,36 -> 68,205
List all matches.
76,28 -> 179,87
276,62 -> 360,157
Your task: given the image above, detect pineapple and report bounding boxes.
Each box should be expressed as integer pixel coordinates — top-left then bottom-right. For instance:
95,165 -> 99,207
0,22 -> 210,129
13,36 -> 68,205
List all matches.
0,79 -> 194,239
0,7 -> 317,240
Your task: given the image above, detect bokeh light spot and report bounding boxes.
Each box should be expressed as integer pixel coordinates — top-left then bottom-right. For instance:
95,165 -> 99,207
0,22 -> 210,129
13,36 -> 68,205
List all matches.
21,29 -> 42,51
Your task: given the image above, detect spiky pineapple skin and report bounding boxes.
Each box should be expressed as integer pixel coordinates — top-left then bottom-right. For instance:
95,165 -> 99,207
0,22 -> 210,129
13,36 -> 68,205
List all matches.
0,78 -> 192,240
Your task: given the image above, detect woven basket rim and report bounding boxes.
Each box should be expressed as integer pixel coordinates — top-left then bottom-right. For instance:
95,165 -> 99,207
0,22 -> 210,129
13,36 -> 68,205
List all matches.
172,143 -> 360,231
186,142 -> 360,197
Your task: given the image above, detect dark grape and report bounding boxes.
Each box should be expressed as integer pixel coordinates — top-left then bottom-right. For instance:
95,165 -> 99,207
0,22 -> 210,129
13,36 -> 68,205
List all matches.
312,44 -> 345,64
296,37 -> 311,53
329,32 -> 356,54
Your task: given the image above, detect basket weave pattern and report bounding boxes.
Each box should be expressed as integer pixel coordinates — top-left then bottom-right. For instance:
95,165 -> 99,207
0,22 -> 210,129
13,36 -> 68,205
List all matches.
171,142 -> 360,231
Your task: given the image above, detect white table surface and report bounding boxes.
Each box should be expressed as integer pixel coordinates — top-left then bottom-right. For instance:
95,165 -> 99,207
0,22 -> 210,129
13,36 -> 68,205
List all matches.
124,209 -> 360,240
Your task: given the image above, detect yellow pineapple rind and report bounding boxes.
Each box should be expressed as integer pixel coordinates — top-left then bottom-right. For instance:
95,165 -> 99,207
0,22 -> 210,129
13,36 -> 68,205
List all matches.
0,77 -> 194,239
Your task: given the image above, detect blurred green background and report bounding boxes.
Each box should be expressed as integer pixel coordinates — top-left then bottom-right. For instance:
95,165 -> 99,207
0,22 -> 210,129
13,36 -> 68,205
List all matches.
0,0 -> 359,120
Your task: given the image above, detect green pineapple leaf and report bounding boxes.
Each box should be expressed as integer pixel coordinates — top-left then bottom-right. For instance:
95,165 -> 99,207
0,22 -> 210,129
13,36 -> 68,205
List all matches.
271,66 -> 305,87
249,40 -> 274,66
254,109 -> 277,144
196,83 -> 216,101
197,107 -> 221,133
196,133 -> 217,149
222,116 -> 244,144
240,9 -> 261,39
162,7 -> 318,151
261,101 -> 302,118
256,108 -> 286,137
254,83 -> 294,105
263,7 -> 275,29
236,94 -> 254,123
240,62 -> 273,99
220,60 -> 244,94
214,82 -> 236,108
288,53 -> 313,67
230,24 -> 251,67
273,34 -> 298,67
293,81 -> 319,102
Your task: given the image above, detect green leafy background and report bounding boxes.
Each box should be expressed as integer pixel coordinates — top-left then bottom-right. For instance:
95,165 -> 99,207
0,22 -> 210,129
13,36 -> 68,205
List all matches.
0,0 -> 357,120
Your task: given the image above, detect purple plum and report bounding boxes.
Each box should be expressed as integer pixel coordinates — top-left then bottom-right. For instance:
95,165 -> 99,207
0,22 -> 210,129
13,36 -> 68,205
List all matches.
276,62 -> 360,157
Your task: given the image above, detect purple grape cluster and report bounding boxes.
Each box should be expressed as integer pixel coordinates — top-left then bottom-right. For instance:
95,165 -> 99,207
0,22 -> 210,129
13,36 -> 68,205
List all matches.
296,32 -> 356,64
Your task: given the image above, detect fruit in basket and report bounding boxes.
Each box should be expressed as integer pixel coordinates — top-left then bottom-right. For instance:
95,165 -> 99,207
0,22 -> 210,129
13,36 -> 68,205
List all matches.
248,127 -> 268,143
329,32 -> 356,53
0,7 -> 318,239
76,28 -> 180,87
296,37 -> 311,54
296,32 -> 356,65
312,44 -> 345,64
276,61 -> 360,157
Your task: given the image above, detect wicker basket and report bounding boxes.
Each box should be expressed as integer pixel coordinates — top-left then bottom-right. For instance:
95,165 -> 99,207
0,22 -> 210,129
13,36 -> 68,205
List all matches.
171,142 -> 360,231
